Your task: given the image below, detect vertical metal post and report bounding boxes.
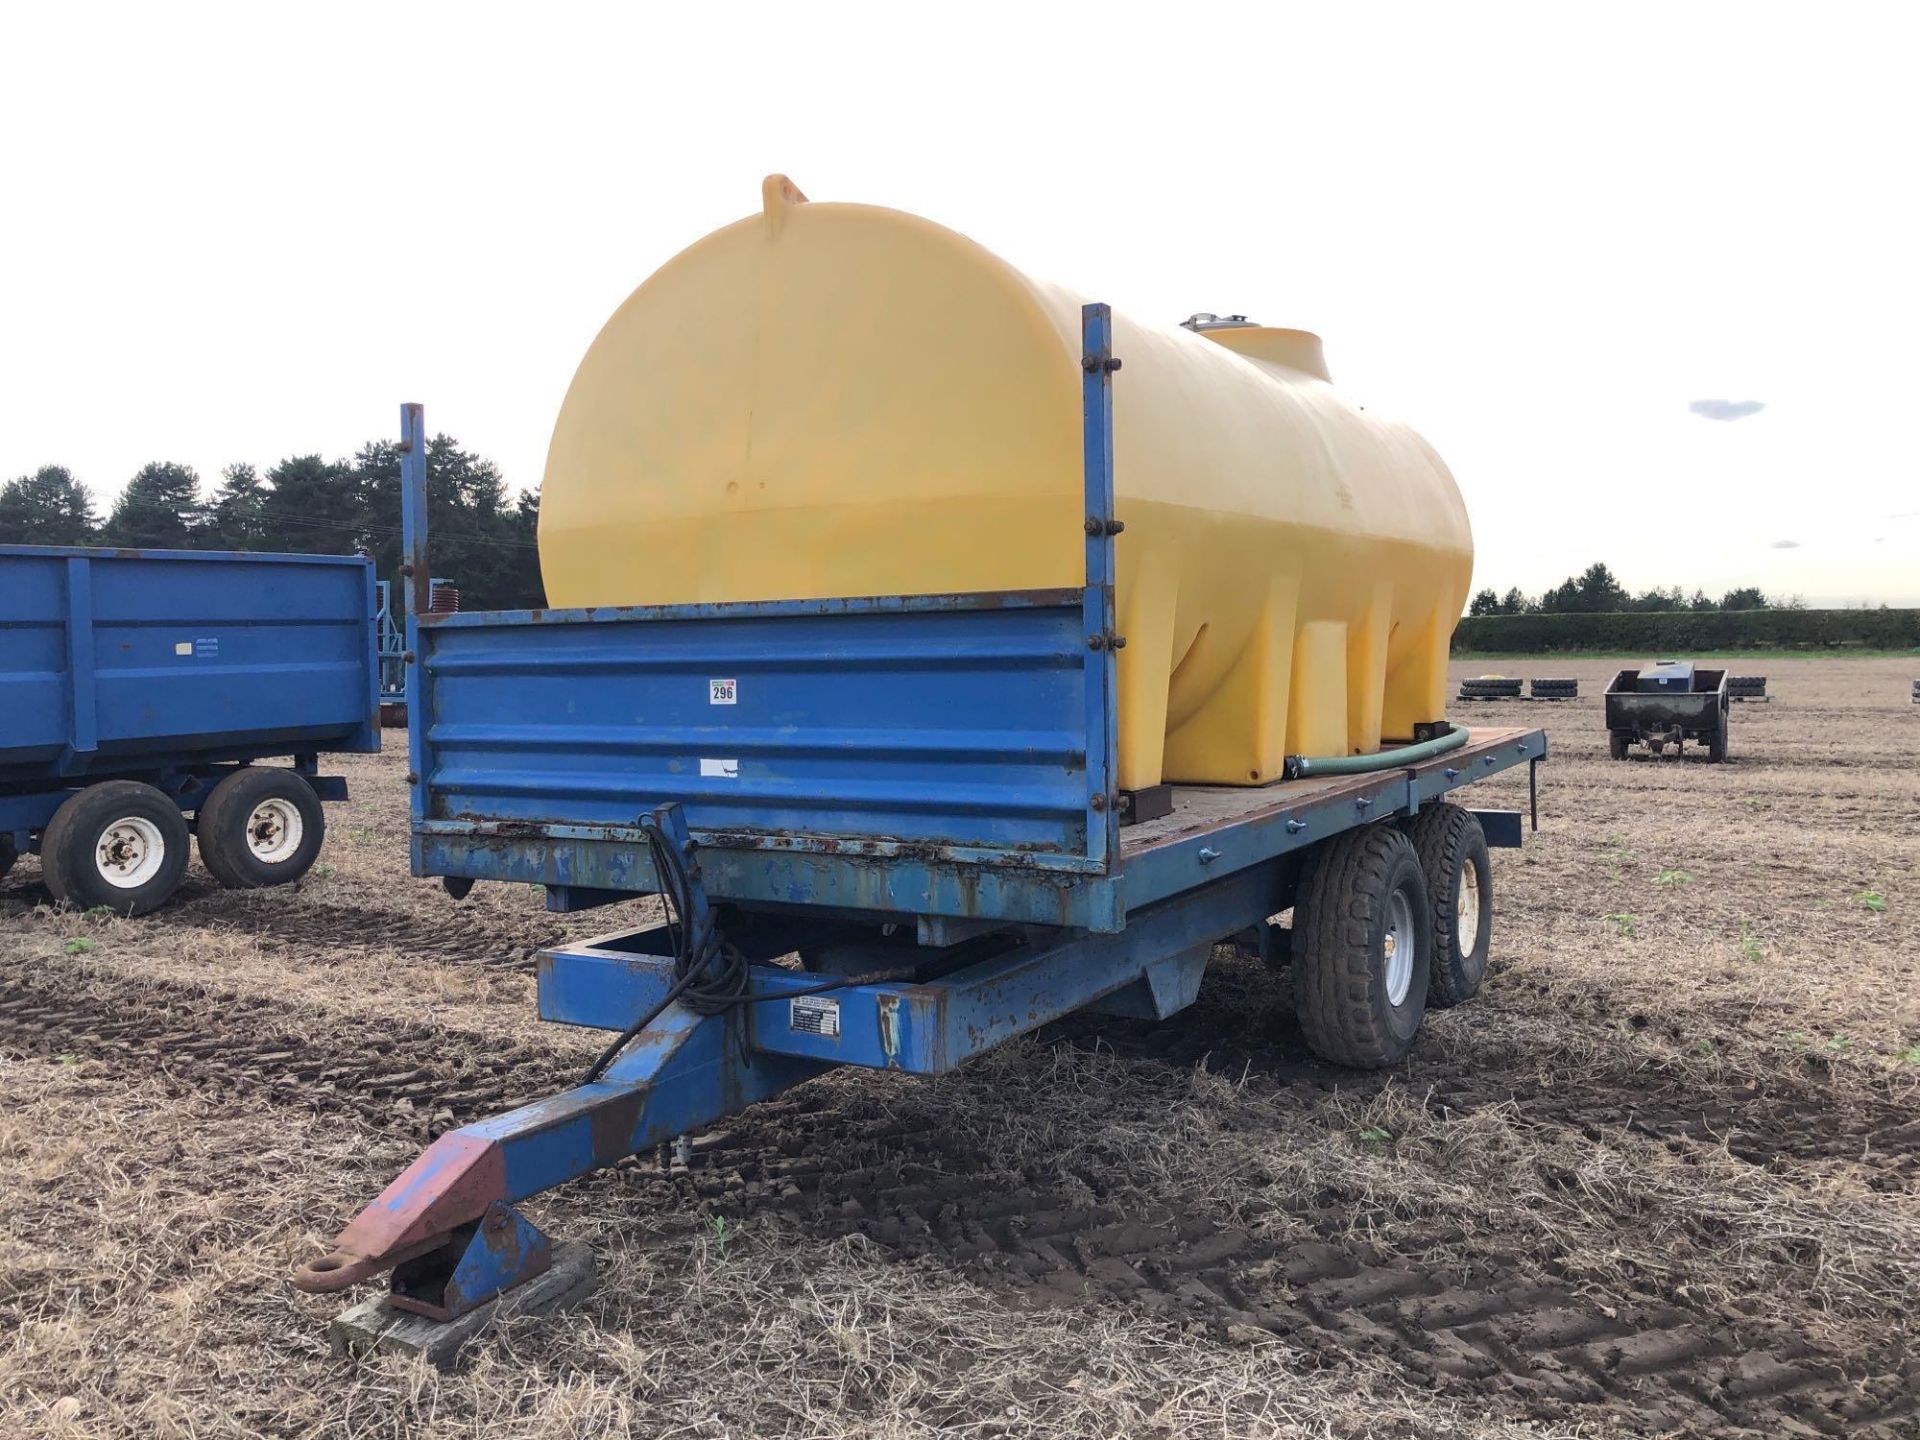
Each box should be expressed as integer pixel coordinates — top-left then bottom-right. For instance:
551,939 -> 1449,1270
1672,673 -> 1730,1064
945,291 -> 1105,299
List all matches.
399,404 -> 429,832
1080,304 -> 1120,872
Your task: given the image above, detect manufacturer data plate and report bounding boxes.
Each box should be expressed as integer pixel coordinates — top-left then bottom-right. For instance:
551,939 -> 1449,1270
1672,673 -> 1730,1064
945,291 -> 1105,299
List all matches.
789,994 -> 840,1038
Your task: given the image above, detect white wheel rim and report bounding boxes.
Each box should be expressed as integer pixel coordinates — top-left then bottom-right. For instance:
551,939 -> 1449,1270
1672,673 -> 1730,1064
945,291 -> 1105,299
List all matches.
1384,889 -> 1416,1007
96,816 -> 166,889
245,798 -> 304,864
1457,863 -> 1482,955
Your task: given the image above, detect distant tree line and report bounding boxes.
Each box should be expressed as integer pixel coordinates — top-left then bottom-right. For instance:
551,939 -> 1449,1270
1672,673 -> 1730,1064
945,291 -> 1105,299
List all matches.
0,436 -> 544,610
1468,562 -> 1800,618
1454,605 -> 1919,654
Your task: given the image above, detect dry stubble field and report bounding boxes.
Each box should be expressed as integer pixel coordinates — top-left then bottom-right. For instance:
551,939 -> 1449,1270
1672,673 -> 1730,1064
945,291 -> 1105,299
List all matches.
2,657 -> 1916,1439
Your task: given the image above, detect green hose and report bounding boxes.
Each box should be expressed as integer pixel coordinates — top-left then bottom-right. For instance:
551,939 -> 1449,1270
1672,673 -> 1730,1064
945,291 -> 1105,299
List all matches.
1283,723 -> 1470,781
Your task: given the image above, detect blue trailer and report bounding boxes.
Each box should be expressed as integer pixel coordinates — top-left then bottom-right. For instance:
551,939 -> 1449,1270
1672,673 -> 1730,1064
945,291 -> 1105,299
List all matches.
0,544 -> 379,913
294,309 -> 1546,1328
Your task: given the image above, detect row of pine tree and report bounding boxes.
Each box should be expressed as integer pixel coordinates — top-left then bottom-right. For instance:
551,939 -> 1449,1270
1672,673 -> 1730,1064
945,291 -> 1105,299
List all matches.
0,436 -> 543,610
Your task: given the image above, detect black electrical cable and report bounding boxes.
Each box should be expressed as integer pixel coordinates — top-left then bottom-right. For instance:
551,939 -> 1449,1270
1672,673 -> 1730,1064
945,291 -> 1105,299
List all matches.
579,819 -> 918,1085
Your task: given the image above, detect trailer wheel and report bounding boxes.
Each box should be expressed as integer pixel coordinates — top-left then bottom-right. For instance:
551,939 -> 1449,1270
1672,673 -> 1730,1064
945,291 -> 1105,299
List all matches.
1402,804 -> 1491,1008
0,834 -> 16,881
1292,824 -> 1432,1069
1707,709 -> 1729,764
197,768 -> 326,888
41,781 -> 191,916
1609,731 -> 1630,761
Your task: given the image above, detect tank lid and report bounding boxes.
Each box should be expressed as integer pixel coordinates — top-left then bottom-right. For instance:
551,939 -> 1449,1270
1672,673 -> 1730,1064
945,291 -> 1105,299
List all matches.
1180,312 -> 1258,331
1188,320 -> 1332,382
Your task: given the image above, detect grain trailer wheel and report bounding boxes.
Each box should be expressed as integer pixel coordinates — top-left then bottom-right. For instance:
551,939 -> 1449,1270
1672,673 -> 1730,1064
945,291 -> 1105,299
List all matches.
1706,703 -> 1730,764
41,780 -> 192,916
1402,803 -> 1492,1008
1291,823 -> 1433,1069
0,835 -> 15,881
197,767 -> 326,889
1609,731 -> 1631,761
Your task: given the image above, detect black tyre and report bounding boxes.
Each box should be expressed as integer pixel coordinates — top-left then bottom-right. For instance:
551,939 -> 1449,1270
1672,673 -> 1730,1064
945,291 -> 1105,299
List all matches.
1402,804 -> 1491,1008
1609,731 -> 1631,761
1460,677 -> 1522,699
1292,824 -> 1433,1069
0,834 -> 16,881
197,768 -> 325,889
41,781 -> 191,916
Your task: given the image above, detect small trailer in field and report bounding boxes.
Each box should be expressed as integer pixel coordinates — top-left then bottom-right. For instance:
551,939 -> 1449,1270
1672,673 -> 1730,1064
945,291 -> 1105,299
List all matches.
294,316 -> 1546,1334
1604,661 -> 1731,761
0,544 -> 379,913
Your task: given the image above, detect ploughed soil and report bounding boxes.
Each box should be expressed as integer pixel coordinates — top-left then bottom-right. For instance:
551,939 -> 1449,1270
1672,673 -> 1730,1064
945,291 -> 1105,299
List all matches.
2,656 -> 1915,1438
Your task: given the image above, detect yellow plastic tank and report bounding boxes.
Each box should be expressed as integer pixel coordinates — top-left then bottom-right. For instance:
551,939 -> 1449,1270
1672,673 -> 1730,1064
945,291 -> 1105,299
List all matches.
540,177 -> 1473,790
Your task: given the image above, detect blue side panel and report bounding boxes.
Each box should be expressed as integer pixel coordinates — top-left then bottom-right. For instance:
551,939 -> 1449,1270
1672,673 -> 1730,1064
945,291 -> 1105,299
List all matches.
0,552 -> 72,769
417,592 -> 1090,857
0,545 -> 380,781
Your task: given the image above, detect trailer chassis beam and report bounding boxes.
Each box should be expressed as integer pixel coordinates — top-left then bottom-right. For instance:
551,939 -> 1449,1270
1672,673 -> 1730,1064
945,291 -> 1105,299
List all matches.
292,862 -> 1285,1315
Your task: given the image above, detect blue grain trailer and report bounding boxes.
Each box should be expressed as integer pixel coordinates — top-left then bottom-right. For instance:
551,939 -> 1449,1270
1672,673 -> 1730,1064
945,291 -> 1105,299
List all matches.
0,544 -> 379,913
295,314 -> 1546,1330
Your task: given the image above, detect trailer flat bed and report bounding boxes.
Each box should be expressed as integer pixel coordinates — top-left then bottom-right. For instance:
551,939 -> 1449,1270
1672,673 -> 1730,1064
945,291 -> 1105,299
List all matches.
1119,723 -> 1538,862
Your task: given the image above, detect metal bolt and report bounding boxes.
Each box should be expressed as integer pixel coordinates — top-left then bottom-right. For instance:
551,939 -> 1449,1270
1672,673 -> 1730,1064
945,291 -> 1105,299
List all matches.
1090,793 -> 1108,812
1087,634 -> 1105,651
1356,797 -> 1373,811
405,771 -> 419,784
1105,518 -> 1125,536
1443,767 -> 1460,780
402,650 -> 415,663
399,563 -> 414,577
1198,847 -> 1221,865
1285,819 -> 1307,834
1105,357 -> 1123,373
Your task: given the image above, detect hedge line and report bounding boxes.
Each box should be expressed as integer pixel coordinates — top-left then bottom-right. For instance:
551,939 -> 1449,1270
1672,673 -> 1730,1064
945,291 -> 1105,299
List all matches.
1451,608 -> 1920,654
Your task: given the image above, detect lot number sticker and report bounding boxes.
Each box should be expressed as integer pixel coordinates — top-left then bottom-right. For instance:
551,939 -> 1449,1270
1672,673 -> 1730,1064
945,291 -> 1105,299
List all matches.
710,678 -> 737,705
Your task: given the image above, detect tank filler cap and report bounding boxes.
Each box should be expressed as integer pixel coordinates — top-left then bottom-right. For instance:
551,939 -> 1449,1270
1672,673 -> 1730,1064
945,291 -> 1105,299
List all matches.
1181,312 -> 1259,331
762,174 -> 809,234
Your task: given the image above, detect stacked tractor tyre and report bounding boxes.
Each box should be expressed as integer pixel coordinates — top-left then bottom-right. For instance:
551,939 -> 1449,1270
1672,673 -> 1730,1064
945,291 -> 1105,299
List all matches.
1458,676 -> 1523,701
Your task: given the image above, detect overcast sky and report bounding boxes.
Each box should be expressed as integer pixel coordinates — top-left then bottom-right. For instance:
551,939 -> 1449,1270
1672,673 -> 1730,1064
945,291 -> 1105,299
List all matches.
4,3 -> 1915,604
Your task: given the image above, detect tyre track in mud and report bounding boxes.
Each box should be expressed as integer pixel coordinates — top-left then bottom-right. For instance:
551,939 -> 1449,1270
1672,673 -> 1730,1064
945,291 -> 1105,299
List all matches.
1049,998 -> 1920,1188
165,892 -> 575,971
630,1100 -> 1919,1439
0,959 -> 576,1137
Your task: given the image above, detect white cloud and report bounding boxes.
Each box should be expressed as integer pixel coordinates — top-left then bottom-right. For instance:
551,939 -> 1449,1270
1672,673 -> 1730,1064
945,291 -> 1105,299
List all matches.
1689,399 -> 1767,421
